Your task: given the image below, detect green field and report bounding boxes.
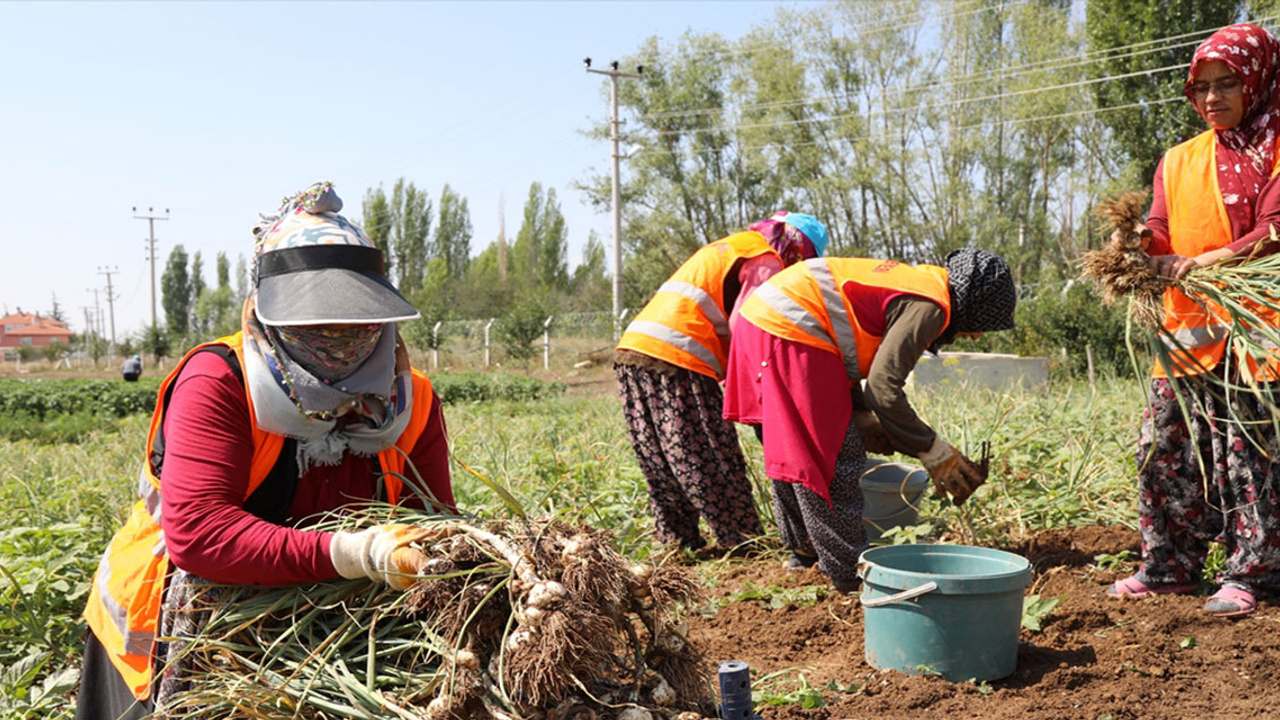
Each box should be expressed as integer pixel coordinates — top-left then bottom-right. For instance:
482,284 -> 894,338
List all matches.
0,374 -> 1147,718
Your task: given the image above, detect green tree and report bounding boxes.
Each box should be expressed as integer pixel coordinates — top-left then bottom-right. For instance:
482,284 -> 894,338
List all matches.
40,340 -> 68,364
1086,0 -> 1240,182
142,325 -> 171,366
215,252 -> 231,290
190,252 -> 206,310
192,286 -> 238,338
496,296 -> 551,372
457,241 -> 516,319
362,185 -> 394,259
85,334 -> 107,367
161,244 -> 191,337
48,293 -> 65,323
435,184 -> 473,279
235,255 -> 250,305
569,230 -> 611,312
402,258 -> 453,352
512,183 -> 569,291
361,179 -> 434,293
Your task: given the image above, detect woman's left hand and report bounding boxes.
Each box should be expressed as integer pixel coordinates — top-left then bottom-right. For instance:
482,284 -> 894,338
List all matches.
1151,249 -> 1233,279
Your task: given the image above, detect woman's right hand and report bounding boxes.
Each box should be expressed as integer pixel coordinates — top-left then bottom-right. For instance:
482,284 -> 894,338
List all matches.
918,438 -> 985,505
330,524 -> 432,590
1110,223 -> 1152,252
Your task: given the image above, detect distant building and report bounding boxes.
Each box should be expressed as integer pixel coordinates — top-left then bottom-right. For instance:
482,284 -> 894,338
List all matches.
0,309 -> 74,350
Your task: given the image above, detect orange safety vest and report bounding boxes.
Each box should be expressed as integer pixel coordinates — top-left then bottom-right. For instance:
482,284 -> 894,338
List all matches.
616,231 -> 779,379
739,257 -> 951,382
1159,130 -> 1280,380
83,332 -> 436,700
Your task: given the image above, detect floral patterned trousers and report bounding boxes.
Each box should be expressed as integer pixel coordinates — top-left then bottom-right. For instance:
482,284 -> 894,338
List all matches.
772,420 -> 867,584
1138,374 -> 1280,590
615,362 -> 764,550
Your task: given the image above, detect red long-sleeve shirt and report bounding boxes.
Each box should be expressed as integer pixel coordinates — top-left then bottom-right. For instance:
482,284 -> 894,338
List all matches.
159,351 -> 453,586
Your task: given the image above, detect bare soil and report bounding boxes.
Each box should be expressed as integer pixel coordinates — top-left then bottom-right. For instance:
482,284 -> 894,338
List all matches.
686,525 -> 1280,720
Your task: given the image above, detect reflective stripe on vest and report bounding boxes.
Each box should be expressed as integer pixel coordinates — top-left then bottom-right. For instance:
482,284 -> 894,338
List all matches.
624,319 -> 725,378
138,466 -> 162,526
809,260 -> 863,382
741,258 -> 952,383
617,231 -> 777,379
84,333 -> 435,700
1159,323 -> 1230,352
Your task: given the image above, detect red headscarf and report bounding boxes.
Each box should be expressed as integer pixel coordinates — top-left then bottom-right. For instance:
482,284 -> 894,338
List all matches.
1184,23 -> 1280,236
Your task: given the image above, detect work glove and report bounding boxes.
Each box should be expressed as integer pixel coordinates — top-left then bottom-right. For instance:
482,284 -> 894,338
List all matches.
918,437 -> 986,506
329,524 -> 431,590
851,411 -> 895,456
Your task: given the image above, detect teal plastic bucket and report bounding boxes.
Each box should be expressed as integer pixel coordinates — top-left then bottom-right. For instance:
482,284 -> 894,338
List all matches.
859,458 -> 930,540
858,544 -> 1032,682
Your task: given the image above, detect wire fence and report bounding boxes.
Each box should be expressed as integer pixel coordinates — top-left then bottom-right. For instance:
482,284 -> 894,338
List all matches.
409,310 -> 634,373
411,280 -> 1072,372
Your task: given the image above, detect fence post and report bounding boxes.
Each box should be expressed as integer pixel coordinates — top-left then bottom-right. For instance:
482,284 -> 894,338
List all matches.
543,315 -> 555,370
432,321 -> 443,369
485,318 -> 496,367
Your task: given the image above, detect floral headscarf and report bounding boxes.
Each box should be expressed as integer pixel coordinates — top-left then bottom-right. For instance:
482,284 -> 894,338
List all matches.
1184,23 -> 1280,235
747,211 -> 828,266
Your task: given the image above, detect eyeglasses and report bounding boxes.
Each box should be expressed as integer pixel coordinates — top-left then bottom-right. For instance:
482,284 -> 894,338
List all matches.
1189,76 -> 1243,98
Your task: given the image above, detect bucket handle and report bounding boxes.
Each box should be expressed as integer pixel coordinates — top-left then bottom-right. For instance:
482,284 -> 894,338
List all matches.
860,581 -> 938,608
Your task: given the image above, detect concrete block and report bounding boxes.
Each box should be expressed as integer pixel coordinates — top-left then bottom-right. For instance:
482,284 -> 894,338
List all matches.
909,352 -> 1048,391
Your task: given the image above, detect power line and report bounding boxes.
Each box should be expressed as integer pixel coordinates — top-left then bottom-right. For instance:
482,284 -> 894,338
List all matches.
630,95 -> 1185,163
639,59 -> 1190,140
634,16 -> 1278,125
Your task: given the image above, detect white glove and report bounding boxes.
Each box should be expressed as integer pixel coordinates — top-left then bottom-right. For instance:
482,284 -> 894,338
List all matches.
329,524 -> 430,590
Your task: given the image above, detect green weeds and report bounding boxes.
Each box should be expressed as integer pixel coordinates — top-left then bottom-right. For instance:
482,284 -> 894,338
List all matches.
1092,550 -> 1135,572
1022,594 -> 1064,632
0,375 -> 1154,716
753,673 -> 862,709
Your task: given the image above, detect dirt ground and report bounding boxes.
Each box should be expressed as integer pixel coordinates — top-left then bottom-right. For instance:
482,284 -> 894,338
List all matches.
685,525 -> 1280,720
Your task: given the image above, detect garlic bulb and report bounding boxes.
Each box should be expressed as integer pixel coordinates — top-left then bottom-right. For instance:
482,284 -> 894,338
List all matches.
650,678 -> 676,706
527,580 -> 568,609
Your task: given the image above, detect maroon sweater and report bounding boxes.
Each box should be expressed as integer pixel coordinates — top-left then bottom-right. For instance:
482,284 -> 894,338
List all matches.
158,351 -> 453,586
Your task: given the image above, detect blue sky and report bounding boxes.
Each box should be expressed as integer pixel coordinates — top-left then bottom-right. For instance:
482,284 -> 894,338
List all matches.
0,1 -> 787,337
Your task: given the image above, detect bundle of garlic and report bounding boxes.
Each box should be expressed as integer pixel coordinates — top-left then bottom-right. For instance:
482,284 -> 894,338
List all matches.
1079,190 -> 1171,327
155,511 -> 710,720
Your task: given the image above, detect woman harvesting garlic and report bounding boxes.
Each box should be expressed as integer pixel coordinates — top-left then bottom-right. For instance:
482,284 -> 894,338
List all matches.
1105,23 -> 1280,617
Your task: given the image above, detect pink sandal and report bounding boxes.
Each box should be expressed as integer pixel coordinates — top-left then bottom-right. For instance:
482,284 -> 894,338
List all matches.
1105,572 -> 1197,599
1204,585 -> 1257,617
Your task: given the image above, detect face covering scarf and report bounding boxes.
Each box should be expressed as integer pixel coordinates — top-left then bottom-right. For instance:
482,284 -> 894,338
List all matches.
241,295 -> 414,472
272,323 -> 383,383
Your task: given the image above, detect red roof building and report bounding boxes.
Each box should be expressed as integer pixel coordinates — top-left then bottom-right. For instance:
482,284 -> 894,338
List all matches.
0,310 -> 74,348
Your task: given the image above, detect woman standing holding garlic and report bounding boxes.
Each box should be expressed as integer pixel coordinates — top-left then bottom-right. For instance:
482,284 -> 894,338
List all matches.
1105,23 -> 1280,617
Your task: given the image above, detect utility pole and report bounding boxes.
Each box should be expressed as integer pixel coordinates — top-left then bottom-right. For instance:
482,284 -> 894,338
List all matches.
98,266 -> 119,360
86,288 -> 103,341
585,57 -> 643,339
80,306 -> 95,367
133,206 -> 169,332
